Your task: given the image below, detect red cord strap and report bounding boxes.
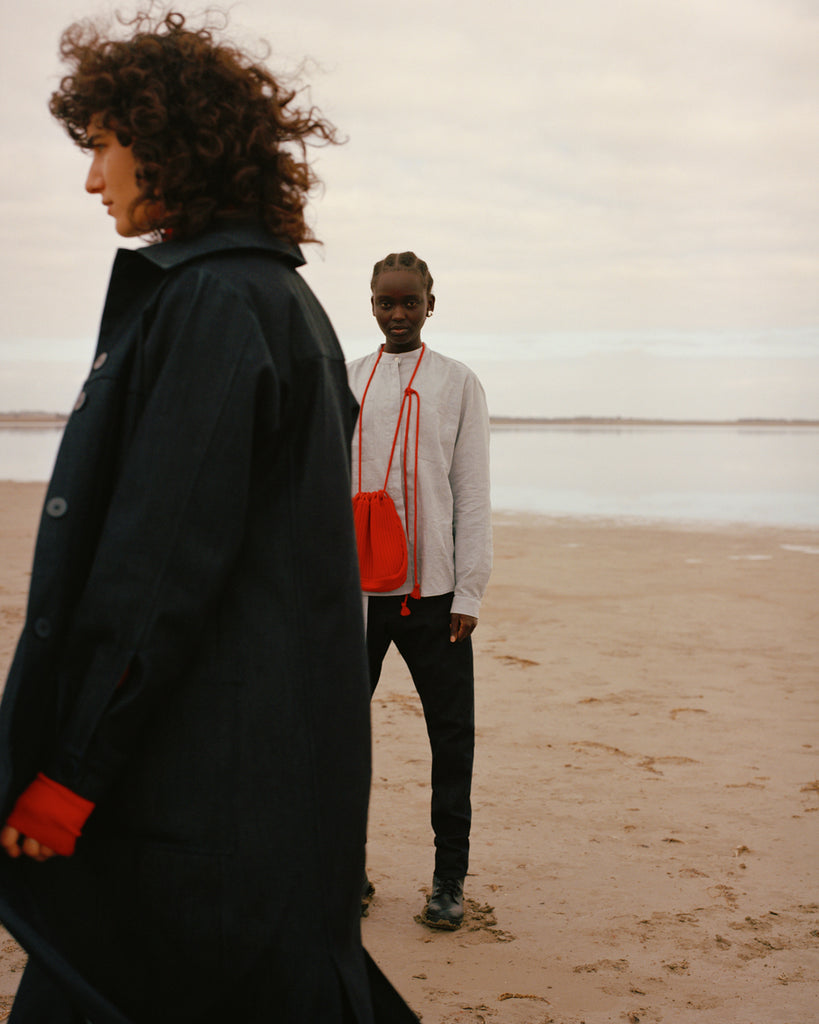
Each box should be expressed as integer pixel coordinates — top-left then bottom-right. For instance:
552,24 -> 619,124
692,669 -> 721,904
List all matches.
358,344 -> 425,613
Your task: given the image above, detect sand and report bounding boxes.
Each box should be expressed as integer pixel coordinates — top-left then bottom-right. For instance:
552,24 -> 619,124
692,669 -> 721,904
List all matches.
0,481 -> 817,1023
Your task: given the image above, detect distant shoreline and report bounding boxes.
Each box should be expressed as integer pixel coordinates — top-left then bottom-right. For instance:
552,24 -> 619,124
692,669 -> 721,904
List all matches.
0,413 -> 69,428
490,415 -> 819,428
1,412 -> 818,429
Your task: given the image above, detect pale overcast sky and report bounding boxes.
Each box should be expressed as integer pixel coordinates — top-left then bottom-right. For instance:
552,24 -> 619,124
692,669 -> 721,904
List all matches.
0,0 -> 817,415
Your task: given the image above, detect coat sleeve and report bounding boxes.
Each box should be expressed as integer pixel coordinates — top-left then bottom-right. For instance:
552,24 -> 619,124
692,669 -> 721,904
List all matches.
44,268 -> 279,806
449,371 -> 493,620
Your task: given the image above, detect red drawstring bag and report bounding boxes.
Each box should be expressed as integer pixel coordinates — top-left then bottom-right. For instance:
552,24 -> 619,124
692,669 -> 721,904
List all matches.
352,490 -> 407,592
353,345 -> 424,603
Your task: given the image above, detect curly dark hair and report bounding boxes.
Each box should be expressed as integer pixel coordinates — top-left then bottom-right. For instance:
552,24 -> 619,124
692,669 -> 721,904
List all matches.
49,7 -> 340,243
371,252 -> 434,297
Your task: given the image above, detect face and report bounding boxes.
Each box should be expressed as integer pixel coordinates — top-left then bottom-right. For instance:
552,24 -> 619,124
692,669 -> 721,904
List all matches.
371,269 -> 435,353
84,118 -> 157,237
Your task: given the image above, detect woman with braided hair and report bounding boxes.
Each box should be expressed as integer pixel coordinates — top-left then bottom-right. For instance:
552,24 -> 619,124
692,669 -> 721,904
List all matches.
348,252 -> 492,930
0,10 -> 416,1023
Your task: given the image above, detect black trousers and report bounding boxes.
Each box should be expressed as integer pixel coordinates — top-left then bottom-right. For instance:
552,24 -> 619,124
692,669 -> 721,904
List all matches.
366,593 -> 474,879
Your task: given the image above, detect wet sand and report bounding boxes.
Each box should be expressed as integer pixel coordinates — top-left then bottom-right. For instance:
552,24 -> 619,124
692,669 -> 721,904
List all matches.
0,482 -> 817,1022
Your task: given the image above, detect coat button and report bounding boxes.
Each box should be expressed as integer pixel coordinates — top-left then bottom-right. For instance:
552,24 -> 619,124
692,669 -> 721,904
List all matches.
93,352 -> 108,370
74,390 -> 87,412
34,618 -> 52,639
46,497 -> 68,518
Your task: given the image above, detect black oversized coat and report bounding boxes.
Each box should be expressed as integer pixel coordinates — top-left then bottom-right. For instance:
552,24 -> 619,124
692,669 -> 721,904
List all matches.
0,224 -> 383,1022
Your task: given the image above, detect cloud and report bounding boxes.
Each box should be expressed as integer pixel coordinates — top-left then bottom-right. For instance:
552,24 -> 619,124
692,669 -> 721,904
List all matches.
1,0 -> 817,353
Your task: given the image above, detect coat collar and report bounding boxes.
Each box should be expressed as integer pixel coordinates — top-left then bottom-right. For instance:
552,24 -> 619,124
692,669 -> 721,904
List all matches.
134,220 -> 306,271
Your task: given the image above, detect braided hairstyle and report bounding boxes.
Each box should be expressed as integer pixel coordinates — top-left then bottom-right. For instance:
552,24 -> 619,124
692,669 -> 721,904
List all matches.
370,252 -> 434,297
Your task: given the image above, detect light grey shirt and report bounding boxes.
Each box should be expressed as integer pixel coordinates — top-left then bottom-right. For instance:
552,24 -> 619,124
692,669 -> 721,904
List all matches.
348,345 -> 492,618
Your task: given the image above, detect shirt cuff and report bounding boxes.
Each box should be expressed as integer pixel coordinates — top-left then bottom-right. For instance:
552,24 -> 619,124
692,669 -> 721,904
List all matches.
6,773 -> 95,857
451,594 -> 482,619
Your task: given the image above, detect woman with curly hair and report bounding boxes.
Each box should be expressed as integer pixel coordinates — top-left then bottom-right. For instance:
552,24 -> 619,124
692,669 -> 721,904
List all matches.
0,9 -> 416,1023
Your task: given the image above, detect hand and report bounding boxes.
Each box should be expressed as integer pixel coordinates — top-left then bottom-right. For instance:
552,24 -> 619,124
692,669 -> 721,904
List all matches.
450,613 -> 478,643
0,825 -> 56,862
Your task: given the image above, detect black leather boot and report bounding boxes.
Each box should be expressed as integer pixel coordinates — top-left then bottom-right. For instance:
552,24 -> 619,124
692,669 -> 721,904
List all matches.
423,875 -> 464,930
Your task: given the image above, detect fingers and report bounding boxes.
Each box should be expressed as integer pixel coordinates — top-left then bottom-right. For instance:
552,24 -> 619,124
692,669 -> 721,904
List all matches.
0,825 -> 22,858
0,826 -> 57,862
22,837 -> 56,862
449,614 -> 478,643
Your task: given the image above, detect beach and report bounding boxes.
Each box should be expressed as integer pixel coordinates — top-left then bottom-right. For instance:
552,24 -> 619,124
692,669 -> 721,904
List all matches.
0,482 -> 817,1022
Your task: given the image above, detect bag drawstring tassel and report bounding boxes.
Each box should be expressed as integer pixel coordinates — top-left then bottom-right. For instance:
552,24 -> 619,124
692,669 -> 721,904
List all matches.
400,581 -> 422,617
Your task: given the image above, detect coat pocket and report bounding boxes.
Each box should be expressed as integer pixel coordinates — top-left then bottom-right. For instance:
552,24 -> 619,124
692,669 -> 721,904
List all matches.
101,675 -> 239,851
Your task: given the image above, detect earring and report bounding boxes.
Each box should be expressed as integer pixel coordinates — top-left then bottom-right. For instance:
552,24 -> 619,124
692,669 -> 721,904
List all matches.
426,310 -> 433,318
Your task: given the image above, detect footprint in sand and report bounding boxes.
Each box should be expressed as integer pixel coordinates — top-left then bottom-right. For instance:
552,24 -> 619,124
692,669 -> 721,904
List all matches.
573,958 -> 629,974
493,654 -> 540,668
414,897 -> 516,943
669,707 -> 707,720
572,740 -> 629,758
376,693 -> 424,718
706,883 -> 739,907
638,755 -> 698,775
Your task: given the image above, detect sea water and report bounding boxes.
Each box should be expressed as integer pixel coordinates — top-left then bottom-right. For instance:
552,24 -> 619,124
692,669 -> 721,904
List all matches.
2,422 -> 818,528
2,326 -> 818,525
490,423 -> 819,527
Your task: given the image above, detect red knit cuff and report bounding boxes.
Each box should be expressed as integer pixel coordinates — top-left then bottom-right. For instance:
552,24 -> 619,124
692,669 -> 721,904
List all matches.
6,773 -> 95,857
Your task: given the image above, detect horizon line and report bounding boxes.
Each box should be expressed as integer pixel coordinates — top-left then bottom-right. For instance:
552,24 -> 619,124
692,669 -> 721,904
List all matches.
2,412 -> 818,429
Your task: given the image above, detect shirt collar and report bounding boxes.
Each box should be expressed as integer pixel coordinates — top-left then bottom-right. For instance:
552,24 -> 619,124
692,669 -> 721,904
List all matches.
134,220 -> 305,271
385,344 -> 426,363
